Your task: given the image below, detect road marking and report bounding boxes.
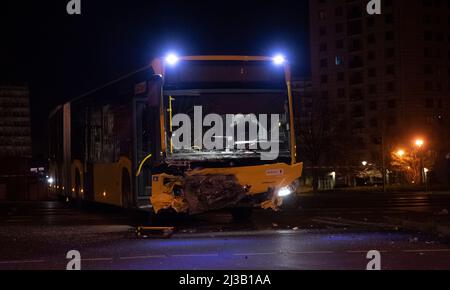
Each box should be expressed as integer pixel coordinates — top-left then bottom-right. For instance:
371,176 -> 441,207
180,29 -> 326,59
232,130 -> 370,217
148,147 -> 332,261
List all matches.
81,257 -> 113,261
172,253 -> 219,257
290,251 -> 334,254
347,250 -> 388,253
0,259 -> 45,264
233,252 -> 277,256
402,249 -> 450,253
119,255 -> 166,260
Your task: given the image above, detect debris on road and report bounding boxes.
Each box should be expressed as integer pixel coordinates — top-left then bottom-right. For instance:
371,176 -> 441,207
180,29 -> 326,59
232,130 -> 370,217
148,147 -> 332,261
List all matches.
135,226 -> 174,239
437,209 -> 449,216
409,237 -> 419,243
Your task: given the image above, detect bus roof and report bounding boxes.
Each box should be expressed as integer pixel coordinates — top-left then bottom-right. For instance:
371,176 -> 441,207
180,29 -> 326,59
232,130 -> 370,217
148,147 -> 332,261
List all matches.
151,55 -> 289,77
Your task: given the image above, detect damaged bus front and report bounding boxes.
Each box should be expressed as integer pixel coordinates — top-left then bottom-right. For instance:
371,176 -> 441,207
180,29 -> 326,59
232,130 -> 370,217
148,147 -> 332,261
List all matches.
143,55 -> 302,216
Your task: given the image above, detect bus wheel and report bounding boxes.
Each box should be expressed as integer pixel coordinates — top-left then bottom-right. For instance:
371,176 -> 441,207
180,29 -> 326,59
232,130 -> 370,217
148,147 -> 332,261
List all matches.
229,208 -> 253,221
74,169 -> 82,207
121,168 -> 132,208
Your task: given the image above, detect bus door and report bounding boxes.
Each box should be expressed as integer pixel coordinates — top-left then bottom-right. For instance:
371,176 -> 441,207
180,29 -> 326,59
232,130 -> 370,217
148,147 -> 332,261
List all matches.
133,98 -> 154,206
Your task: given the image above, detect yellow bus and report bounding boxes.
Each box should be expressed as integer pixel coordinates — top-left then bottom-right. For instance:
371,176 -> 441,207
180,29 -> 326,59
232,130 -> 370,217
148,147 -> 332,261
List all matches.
48,55 -> 302,219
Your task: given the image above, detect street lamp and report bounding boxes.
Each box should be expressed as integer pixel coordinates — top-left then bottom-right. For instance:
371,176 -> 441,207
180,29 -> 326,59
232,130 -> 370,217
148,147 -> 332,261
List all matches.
396,149 -> 405,157
424,168 -> 429,192
414,138 -> 425,186
362,161 -> 368,166
415,139 -> 424,148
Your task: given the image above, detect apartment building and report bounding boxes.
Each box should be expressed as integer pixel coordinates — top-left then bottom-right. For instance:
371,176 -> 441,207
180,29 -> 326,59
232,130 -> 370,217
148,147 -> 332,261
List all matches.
309,0 -> 450,175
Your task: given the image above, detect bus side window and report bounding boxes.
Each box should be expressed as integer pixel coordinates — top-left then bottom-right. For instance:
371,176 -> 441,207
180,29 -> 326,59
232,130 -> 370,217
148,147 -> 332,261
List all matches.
148,75 -> 162,107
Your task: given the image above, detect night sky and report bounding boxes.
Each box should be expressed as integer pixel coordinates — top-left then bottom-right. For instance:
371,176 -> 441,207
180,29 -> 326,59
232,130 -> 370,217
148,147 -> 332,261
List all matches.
2,0 -> 309,160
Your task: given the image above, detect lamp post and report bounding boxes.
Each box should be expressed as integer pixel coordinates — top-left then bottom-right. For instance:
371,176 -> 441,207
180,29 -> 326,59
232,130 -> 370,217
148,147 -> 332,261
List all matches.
395,149 -> 405,185
414,139 -> 425,186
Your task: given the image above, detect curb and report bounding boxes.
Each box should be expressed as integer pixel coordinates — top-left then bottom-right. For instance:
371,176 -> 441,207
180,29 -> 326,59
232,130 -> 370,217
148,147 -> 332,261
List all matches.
384,216 -> 450,238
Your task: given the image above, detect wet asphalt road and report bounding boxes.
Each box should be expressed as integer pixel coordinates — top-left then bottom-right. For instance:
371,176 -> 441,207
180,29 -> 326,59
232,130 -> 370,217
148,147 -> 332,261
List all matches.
0,191 -> 450,270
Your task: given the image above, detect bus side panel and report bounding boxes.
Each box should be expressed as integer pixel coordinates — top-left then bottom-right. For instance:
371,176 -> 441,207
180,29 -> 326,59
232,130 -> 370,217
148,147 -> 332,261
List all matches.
48,106 -> 64,197
93,163 -> 121,206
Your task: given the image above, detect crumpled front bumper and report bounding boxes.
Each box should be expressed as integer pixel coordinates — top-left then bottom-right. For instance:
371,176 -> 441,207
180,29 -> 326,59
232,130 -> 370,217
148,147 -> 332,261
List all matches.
150,162 -> 303,214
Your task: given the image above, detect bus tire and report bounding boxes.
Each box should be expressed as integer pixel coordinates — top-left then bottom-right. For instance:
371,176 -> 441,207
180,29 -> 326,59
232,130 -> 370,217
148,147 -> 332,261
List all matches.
121,168 -> 132,208
74,169 -> 82,207
229,208 -> 253,221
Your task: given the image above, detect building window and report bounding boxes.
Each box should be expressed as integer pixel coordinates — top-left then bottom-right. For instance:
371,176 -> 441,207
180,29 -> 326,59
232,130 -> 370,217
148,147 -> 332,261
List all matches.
424,64 -> 433,74
349,38 -> 362,52
349,55 -> 363,68
368,84 -> 377,95
319,26 -> 327,36
320,58 -> 328,68
367,33 -> 376,44
387,99 -> 397,108
369,101 -> 378,111
319,10 -> 327,20
387,116 -> 397,126
349,71 -> 363,85
368,51 -> 376,60
386,82 -> 395,92
350,88 -> 363,101
386,65 -> 395,75
337,72 -> 345,81
320,42 -> 327,52
320,75 -> 328,84
348,20 -> 363,36
336,40 -> 344,49
385,48 -> 395,58
384,14 -> 394,24
338,88 -> 346,98
335,6 -> 343,17
336,23 -> 344,33
385,31 -> 395,41
335,55 -> 344,66
370,118 -> 378,128
368,68 -> 376,77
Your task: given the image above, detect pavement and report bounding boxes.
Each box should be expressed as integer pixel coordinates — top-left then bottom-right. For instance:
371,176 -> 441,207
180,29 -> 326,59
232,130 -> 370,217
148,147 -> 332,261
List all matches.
1,191 -> 450,270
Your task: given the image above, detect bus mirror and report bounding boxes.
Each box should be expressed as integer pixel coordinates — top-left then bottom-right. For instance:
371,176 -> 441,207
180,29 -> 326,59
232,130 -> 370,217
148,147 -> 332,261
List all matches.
148,75 -> 162,107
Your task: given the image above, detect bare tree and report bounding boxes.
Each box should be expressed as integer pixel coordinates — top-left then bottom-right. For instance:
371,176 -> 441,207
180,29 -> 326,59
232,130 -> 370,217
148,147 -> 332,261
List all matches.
390,148 -> 436,184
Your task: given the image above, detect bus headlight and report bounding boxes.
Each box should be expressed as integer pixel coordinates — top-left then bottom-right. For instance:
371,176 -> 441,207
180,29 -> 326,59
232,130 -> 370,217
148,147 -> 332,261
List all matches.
276,180 -> 299,197
165,53 -> 179,65
277,186 -> 292,197
273,54 -> 286,65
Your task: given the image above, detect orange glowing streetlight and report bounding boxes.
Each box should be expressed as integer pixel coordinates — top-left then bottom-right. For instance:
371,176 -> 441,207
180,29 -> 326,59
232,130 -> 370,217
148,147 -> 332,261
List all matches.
414,138 -> 425,185
415,139 -> 424,148
396,149 -> 405,157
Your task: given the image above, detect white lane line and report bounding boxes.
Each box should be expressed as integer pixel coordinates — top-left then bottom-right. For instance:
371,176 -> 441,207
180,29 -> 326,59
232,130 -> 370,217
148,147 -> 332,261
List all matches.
290,251 -> 334,254
81,257 -> 113,262
233,252 -> 277,256
119,255 -> 166,260
0,259 -> 45,264
402,249 -> 450,253
347,250 -> 388,253
172,253 -> 219,257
